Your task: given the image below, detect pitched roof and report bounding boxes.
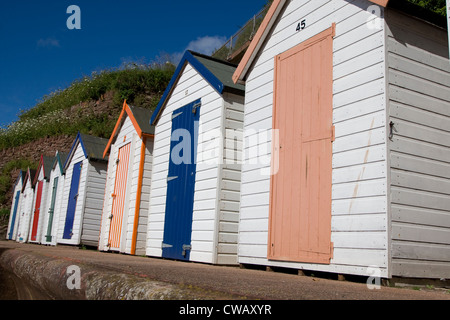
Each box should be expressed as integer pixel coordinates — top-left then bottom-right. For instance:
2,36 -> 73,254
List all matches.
103,101 -> 155,158
150,50 -> 245,125
13,170 -> 26,189
64,132 -> 109,169
22,168 -> 37,192
52,151 -> 69,175
232,0 -> 390,83
33,155 -> 55,184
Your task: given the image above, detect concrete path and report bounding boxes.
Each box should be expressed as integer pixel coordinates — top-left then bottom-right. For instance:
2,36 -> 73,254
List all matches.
0,240 -> 449,301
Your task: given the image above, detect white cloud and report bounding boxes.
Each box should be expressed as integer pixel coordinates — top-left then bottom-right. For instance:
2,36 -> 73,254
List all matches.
171,35 -> 227,64
185,35 -> 227,55
37,37 -> 60,48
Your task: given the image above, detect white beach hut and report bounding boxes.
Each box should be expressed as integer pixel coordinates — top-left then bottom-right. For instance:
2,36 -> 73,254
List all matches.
28,155 -> 54,244
16,168 -> 36,243
232,0 -> 450,280
98,102 -> 155,256
146,51 -> 245,265
41,151 -> 68,245
6,170 -> 26,241
57,133 -> 108,247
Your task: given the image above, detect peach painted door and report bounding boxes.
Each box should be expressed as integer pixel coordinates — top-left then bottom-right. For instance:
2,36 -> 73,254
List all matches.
268,26 -> 335,264
108,143 -> 131,250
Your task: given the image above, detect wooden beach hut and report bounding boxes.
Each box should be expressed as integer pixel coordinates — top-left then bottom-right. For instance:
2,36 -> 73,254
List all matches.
16,168 -> 36,243
28,155 -> 54,244
98,102 -> 155,256
57,133 -> 108,247
232,0 -> 450,280
6,170 -> 26,240
41,151 -> 68,245
146,51 -> 245,265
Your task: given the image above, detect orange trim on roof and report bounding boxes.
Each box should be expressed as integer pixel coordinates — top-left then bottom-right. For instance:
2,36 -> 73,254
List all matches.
103,100 -> 146,158
232,0 -> 389,84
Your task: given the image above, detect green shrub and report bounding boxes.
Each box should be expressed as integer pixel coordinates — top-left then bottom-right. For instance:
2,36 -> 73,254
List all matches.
0,62 -> 175,150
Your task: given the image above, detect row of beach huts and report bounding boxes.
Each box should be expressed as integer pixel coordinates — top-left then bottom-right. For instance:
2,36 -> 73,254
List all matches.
5,0 -> 450,281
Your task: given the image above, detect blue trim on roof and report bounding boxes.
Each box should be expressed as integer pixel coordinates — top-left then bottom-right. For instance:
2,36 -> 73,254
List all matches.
63,132 -> 87,169
13,170 -> 23,189
150,51 -> 225,126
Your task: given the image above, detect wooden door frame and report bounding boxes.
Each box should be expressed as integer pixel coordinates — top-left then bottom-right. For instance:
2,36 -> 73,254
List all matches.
268,24 -> 335,264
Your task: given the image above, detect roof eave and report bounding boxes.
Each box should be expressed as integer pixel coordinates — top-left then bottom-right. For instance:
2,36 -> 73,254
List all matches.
232,0 -> 390,84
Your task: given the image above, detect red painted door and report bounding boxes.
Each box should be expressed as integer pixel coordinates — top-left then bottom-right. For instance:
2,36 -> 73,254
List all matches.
108,143 -> 131,249
268,26 -> 335,264
31,180 -> 44,241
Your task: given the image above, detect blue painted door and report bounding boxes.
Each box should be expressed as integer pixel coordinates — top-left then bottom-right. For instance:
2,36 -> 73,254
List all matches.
63,161 -> 82,239
162,99 -> 201,261
8,191 -> 21,240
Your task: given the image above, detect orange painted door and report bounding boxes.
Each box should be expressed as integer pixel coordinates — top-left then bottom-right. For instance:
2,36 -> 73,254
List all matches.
108,143 -> 131,249
268,26 -> 335,264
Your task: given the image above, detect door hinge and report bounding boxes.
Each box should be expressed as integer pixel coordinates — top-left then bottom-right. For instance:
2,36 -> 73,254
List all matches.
182,244 -> 192,257
172,112 -> 183,120
162,242 -> 173,249
167,176 -> 178,183
192,102 -> 201,114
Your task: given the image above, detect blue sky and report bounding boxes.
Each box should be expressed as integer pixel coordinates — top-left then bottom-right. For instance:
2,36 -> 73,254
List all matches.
0,0 -> 268,128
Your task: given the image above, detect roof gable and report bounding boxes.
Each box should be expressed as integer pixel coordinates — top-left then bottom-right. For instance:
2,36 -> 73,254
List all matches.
233,0 -> 389,83
33,155 -> 55,184
103,101 -> 155,158
64,132 -> 109,169
22,168 -> 37,192
13,170 -> 26,190
52,151 -> 69,175
150,50 -> 245,125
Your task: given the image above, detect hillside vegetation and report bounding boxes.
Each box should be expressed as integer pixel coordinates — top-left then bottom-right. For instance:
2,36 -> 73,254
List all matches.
0,62 -> 175,218
0,63 -> 175,150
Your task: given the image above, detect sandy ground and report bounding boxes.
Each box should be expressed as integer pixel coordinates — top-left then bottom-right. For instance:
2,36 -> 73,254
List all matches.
1,240 -> 449,301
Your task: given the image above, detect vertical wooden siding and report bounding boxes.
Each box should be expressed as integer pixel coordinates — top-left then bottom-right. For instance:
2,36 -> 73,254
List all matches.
17,178 -> 35,243
57,143 -> 88,245
268,26 -> 334,264
30,180 -> 44,242
7,178 -> 23,241
41,166 -> 65,245
108,143 -> 131,249
386,9 -> 450,279
146,63 -> 224,264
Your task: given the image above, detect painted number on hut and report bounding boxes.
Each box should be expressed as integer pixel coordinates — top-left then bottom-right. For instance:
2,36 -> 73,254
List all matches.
296,19 -> 306,32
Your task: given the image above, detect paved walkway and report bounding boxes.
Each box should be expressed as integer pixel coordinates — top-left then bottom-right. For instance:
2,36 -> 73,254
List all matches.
0,240 -> 449,301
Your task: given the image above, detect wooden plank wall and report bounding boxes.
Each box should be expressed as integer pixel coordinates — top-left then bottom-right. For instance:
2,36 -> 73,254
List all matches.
386,9 -> 450,279
57,143 -> 88,245
239,0 -> 389,276
216,93 -> 245,265
17,177 -> 34,243
146,63 -> 224,263
40,165 -> 65,245
81,160 -> 107,247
